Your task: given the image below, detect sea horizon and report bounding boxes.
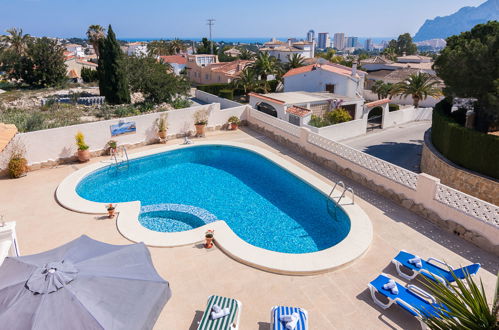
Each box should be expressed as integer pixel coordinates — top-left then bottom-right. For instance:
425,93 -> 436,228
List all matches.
117,37 -> 395,44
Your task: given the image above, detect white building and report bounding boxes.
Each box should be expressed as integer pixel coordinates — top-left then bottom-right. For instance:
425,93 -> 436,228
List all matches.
283,63 -> 365,99
260,38 -> 314,63
248,91 -> 364,126
65,44 -> 85,58
307,30 -> 315,43
159,55 -> 187,75
127,42 -> 148,57
365,38 -> 373,51
333,33 -> 346,50
317,33 -> 330,49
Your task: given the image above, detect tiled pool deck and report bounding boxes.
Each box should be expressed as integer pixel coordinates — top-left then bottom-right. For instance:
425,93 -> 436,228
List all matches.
1,127 -> 497,329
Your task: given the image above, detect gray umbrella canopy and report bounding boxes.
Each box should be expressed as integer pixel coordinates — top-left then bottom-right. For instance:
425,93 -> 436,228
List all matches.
0,235 -> 171,330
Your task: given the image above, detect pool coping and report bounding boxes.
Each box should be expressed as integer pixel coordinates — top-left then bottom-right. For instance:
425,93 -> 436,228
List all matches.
56,141 -> 373,275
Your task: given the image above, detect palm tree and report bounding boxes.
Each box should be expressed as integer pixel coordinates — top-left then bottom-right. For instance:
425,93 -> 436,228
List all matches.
148,40 -> 171,56
231,67 -> 259,95
286,53 -> 306,70
168,39 -> 186,55
0,28 -> 31,55
253,52 -> 283,80
86,25 -> 106,58
421,271 -> 499,329
371,81 -> 394,100
392,72 -> 441,108
238,48 -> 255,60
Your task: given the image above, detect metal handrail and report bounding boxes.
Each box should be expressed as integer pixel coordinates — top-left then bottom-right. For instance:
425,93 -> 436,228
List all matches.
329,181 -> 345,199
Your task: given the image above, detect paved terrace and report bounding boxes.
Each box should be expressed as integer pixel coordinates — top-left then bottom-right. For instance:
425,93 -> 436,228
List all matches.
1,128 -> 497,329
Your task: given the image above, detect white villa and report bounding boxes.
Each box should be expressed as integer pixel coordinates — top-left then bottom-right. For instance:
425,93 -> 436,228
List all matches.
248,91 -> 364,126
127,42 -> 148,57
283,63 -> 365,98
260,38 -> 314,63
65,43 -> 85,58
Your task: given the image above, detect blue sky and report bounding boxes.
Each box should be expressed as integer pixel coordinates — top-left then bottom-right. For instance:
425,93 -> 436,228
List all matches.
0,0 -> 486,39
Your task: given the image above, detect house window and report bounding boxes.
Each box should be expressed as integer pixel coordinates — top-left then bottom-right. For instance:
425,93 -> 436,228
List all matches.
325,84 -> 335,93
205,74 -> 209,80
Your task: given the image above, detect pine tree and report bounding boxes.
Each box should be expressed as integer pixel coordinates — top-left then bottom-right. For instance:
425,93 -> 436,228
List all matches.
98,25 -> 130,104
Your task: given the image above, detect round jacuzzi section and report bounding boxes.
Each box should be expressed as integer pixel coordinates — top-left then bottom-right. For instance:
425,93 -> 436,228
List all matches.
139,204 -> 218,232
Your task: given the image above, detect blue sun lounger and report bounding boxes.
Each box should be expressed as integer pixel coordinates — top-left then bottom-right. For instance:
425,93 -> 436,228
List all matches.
392,250 -> 480,285
368,274 -> 446,329
271,306 -> 308,330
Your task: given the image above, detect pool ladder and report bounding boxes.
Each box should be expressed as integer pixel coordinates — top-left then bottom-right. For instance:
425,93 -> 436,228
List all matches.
111,146 -> 129,170
327,181 -> 355,219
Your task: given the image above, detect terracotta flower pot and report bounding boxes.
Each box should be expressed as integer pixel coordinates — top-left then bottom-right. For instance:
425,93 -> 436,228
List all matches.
77,149 -> 90,162
205,236 -> 213,249
107,208 -> 116,218
158,130 -> 167,139
195,124 -> 206,137
230,123 -> 238,130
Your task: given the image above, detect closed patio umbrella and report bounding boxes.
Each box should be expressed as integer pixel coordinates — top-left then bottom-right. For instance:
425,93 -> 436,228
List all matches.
0,235 -> 171,330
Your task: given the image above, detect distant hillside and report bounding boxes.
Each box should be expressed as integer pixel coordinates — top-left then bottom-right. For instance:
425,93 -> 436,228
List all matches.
414,0 -> 499,41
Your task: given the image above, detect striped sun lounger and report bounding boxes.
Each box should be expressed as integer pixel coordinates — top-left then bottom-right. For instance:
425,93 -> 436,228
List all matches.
271,305 -> 308,330
197,295 -> 241,330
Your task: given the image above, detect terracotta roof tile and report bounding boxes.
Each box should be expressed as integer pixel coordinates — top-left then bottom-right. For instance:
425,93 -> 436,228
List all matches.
159,55 -> 187,65
364,99 -> 391,108
283,64 -> 362,79
286,106 -> 311,117
248,93 -> 286,105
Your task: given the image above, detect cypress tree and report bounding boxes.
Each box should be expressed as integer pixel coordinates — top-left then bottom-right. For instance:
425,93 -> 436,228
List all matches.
98,25 -> 130,104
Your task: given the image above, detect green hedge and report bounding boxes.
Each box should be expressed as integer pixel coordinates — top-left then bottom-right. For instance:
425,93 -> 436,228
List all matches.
219,89 -> 234,100
197,83 -> 231,95
431,99 -> 499,179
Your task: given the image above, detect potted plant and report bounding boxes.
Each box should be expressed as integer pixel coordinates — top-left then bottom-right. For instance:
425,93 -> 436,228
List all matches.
194,109 -> 208,137
7,145 -> 28,178
107,140 -> 117,155
204,229 -> 214,249
75,131 -> 90,162
106,204 -> 116,218
156,114 -> 168,140
227,116 -> 241,130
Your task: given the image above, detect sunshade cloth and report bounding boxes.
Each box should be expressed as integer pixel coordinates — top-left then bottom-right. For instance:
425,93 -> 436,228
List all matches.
0,235 -> 171,330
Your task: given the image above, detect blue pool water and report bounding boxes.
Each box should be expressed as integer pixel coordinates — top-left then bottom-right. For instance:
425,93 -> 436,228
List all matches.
76,145 -> 351,253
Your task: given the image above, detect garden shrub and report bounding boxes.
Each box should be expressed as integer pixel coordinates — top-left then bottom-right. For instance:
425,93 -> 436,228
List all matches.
197,83 -> 231,96
308,108 -> 352,128
431,99 -> 499,179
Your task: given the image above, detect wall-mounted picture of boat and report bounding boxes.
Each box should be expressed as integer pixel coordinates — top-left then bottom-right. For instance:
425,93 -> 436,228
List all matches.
110,121 -> 136,136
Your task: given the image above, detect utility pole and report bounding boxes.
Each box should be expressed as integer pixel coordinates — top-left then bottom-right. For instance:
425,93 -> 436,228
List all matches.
207,18 -> 215,55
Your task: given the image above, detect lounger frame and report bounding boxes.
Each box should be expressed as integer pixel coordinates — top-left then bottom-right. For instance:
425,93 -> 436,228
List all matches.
270,305 -> 309,330
197,295 -> 242,330
368,273 -> 437,330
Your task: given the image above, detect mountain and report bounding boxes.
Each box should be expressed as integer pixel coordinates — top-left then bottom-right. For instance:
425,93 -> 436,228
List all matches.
414,0 -> 499,41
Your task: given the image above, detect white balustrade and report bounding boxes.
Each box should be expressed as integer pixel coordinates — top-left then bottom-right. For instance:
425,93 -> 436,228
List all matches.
435,184 -> 499,227
308,133 -> 418,189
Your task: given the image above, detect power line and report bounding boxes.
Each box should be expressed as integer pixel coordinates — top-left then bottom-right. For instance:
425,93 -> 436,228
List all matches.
207,19 -> 215,55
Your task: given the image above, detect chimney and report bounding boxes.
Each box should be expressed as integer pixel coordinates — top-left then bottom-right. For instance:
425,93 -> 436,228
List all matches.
351,63 -> 357,77
403,52 -> 406,57
288,39 -> 292,47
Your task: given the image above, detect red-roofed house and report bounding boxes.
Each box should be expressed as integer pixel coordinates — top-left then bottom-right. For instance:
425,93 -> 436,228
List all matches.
187,55 -> 254,84
283,63 -> 365,98
159,55 -> 187,75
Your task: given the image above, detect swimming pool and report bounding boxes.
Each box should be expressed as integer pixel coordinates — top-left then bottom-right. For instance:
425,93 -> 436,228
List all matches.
76,145 -> 351,254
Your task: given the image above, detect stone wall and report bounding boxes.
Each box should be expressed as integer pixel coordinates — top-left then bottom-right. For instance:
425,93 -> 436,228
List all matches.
421,130 -> 499,206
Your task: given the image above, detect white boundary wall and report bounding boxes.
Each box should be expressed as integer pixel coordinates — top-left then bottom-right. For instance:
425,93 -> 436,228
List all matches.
383,107 -> 432,128
1,103 -> 249,169
246,107 -> 499,248
195,89 -> 243,109
304,119 -> 367,141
